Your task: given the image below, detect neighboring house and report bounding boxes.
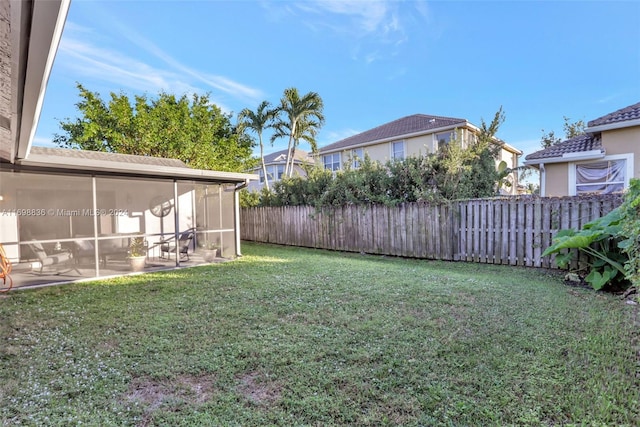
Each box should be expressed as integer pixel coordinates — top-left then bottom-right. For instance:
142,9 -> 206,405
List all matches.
525,102 -> 640,196
317,114 -> 522,194
0,0 -> 256,288
247,148 -> 315,192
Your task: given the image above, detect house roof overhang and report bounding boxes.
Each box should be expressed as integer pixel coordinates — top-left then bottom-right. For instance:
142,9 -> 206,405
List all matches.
11,152 -> 258,184
523,149 -> 605,167
585,118 -> 640,134
7,0 -> 71,163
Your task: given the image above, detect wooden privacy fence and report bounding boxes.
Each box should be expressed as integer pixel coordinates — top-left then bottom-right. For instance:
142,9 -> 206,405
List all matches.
240,194 -> 624,269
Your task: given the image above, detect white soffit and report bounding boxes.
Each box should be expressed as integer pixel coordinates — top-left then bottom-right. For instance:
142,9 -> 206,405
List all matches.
14,0 -> 71,161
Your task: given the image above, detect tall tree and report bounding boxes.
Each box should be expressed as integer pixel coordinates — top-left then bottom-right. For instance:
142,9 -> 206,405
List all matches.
238,101 -> 279,190
540,116 -> 586,148
275,87 -> 324,177
53,83 -> 256,172
271,115 -> 321,177
445,106 -> 508,198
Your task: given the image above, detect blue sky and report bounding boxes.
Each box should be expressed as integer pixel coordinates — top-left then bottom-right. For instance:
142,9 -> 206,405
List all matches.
35,0 -> 640,164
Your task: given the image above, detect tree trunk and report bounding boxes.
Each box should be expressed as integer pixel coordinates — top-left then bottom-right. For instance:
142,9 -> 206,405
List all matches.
259,134 -> 269,190
289,144 -> 297,178
285,136 -> 293,178
285,120 -> 297,177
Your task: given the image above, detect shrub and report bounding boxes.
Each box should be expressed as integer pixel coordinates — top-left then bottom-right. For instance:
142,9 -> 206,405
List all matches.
239,188 -> 260,208
251,149 -> 508,208
617,178 -> 640,288
542,178 -> 640,291
541,208 -> 628,290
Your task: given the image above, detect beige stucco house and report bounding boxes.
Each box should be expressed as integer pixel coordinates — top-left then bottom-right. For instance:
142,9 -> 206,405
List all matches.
317,114 -> 522,194
247,148 -> 314,192
0,0 -> 256,289
525,102 -> 640,196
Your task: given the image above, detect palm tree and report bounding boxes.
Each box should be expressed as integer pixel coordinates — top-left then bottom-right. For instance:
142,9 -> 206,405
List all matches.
275,88 -> 324,177
238,101 -> 278,190
271,116 -> 321,177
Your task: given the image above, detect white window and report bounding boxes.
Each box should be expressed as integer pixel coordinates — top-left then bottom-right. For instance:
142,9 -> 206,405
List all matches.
352,148 -> 364,169
275,164 -> 284,180
258,169 -> 265,183
262,165 -> 285,182
323,153 -> 341,171
391,141 -> 405,161
569,154 -> 633,196
435,131 -> 455,150
466,130 -> 477,145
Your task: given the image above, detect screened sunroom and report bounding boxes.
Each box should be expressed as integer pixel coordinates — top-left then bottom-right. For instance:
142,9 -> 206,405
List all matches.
0,0 -> 258,289
0,147 -> 256,289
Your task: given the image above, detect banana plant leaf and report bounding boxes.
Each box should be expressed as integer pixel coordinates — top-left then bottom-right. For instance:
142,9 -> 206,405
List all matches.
542,208 -> 623,257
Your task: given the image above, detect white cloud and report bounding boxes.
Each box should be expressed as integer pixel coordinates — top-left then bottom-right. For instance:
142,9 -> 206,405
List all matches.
271,0 -> 429,63
299,1 -> 391,34
116,28 -> 264,101
57,20 -> 263,111
59,38 -> 194,94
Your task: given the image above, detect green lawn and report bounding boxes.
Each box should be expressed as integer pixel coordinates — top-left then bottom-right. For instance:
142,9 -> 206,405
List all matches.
1,242 -> 638,426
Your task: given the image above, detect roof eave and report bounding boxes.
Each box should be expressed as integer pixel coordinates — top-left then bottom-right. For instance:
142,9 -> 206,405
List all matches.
497,141 -> 523,155
264,159 -> 314,166
524,149 -> 605,166
12,0 -> 71,162
586,118 -> 640,134
16,154 -> 259,183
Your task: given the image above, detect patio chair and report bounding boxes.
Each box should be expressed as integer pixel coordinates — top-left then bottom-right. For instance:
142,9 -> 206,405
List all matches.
0,243 -> 13,291
26,241 -> 78,275
160,232 -> 194,261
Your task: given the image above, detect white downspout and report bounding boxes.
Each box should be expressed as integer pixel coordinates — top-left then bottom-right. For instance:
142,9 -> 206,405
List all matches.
540,163 -> 546,197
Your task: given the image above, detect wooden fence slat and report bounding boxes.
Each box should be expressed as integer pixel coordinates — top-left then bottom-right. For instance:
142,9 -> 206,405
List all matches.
434,204 -> 442,259
525,200 -> 534,267
398,204 -> 406,257
533,199 -> 542,268
486,201 -> 493,263
508,199 -> 516,265
481,200 -> 488,263
471,201 -> 480,262
456,202 -> 464,261
424,205 -> 430,259
493,201 -> 502,264
540,200 -> 550,268
465,202 -> 473,262
414,204 -> 422,259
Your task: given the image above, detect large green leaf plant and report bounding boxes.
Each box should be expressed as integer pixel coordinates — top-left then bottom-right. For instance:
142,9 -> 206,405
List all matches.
542,179 -> 640,291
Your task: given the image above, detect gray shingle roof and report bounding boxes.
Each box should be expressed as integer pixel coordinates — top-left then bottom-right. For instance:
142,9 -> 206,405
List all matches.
319,114 -> 467,152
525,134 -> 603,161
588,101 -> 640,127
29,146 -> 189,168
263,148 -> 313,164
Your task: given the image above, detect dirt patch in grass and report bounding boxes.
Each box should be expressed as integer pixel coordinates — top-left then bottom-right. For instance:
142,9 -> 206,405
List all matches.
124,374 -> 216,411
236,372 -> 282,405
